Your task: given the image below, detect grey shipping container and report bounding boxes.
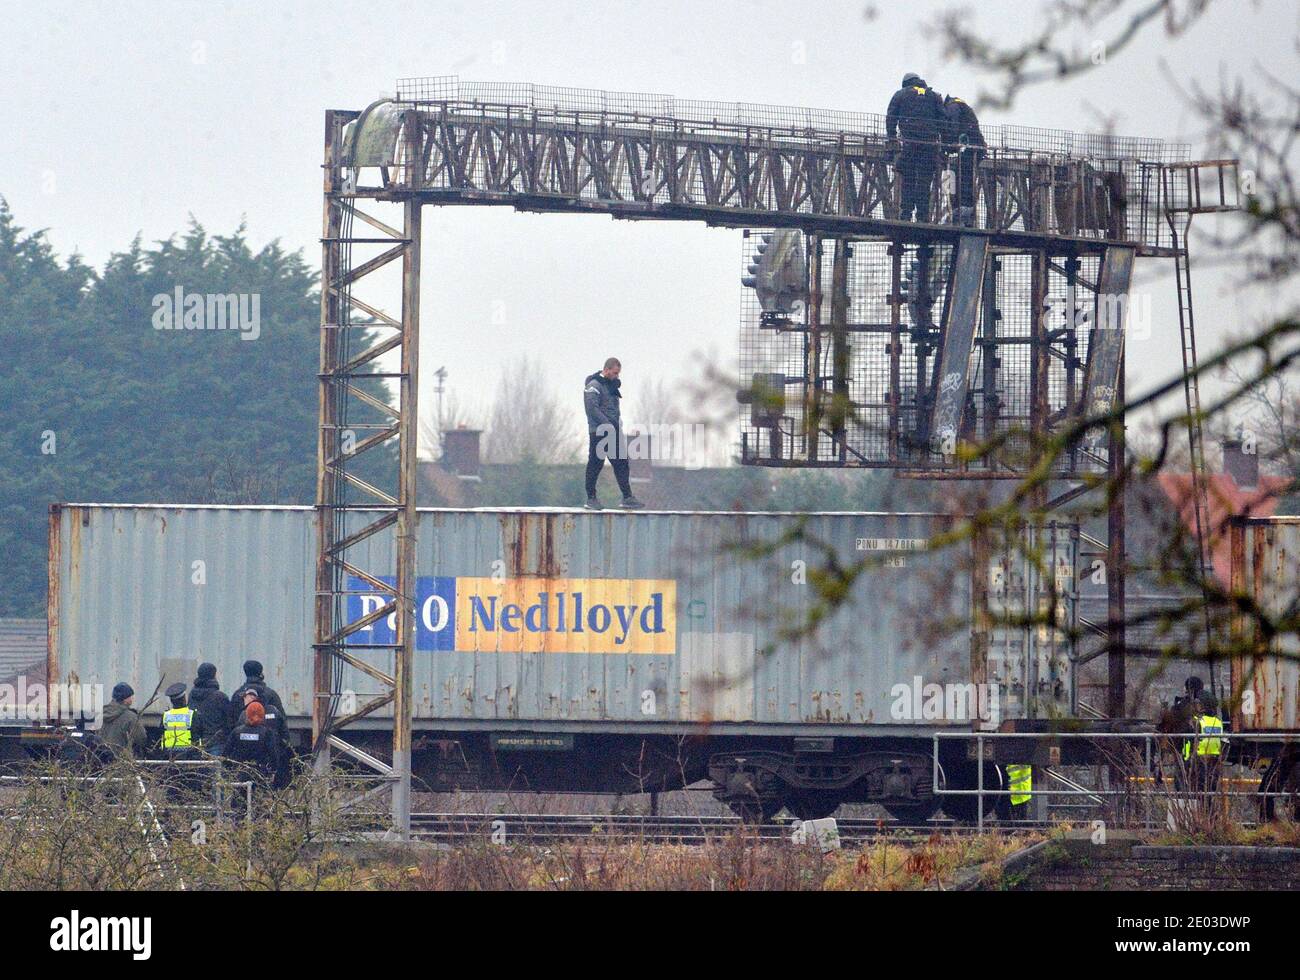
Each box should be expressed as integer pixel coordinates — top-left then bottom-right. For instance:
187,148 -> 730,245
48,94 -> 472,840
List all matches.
47,504 -> 1077,733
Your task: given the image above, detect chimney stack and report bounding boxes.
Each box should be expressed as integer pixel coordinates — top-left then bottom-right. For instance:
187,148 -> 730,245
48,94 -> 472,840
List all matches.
1221,436 -> 1258,490
441,427 -> 482,480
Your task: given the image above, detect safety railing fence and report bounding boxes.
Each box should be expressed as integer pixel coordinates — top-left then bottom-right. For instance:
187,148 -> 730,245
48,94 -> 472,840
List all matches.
396,75 -> 1188,163
0,760 -> 255,825
1,757 -> 397,842
932,731 -> 1298,833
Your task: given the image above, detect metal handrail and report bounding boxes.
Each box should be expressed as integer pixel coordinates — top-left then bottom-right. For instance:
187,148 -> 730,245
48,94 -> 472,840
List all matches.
931,730 -> 1298,831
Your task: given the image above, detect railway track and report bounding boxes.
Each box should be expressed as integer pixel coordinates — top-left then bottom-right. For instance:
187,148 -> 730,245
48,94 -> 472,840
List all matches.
406,812 -> 1018,845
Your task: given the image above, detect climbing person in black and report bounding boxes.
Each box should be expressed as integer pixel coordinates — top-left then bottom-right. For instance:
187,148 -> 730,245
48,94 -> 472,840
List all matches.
943,94 -> 986,226
886,72 -> 947,222
583,357 -> 644,510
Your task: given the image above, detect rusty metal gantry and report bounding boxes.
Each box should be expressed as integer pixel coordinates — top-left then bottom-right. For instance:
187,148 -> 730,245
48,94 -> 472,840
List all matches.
314,77 -> 1239,834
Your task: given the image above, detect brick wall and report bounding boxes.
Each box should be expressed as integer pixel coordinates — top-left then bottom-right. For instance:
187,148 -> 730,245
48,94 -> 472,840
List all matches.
1004,838 -> 1300,891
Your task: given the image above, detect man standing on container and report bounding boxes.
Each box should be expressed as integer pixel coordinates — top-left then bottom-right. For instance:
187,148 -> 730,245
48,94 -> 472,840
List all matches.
583,357 -> 644,510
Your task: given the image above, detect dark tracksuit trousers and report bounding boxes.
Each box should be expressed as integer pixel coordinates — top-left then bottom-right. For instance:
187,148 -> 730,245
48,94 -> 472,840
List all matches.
952,145 -> 985,212
586,429 -> 632,499
899,143 -> 941,222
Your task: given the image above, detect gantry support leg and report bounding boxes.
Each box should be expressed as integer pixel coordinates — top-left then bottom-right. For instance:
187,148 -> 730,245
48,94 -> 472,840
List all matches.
391,198 -> 421,837
313,109 -> 421,839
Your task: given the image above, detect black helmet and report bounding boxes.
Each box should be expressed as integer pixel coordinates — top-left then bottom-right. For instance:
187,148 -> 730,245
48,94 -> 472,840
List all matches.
902,72 -> 924,87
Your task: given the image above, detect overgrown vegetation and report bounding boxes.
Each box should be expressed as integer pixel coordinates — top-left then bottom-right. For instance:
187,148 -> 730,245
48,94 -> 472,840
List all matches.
0,757 -> 1047,891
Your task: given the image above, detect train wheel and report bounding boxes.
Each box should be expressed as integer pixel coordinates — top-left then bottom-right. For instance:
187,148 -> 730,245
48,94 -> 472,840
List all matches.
784,792 -> 842,821
883,798 -> 942,824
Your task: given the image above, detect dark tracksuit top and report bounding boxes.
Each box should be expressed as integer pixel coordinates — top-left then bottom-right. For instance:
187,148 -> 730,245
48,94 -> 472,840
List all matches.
229,677 -> 290,742
886,84 -> 946,144
222,722 -> 282,784
188,681 -> 231,750
944,98 -> 986,212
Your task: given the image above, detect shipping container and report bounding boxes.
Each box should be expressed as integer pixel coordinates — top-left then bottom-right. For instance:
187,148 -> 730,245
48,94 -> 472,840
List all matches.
45,503 -> 1086,816
47,504 -> 1077,734
1231,516 -> 1300,731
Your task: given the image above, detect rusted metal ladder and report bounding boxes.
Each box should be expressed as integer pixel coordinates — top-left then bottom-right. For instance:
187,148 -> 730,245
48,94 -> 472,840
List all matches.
1162,160 -> 1241,688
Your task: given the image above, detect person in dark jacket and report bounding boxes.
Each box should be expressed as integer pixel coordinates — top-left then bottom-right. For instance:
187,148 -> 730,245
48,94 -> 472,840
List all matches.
886,73 -> 947,222
188,662 -> 230,751
98,683 -> 148,759
229,660 -> 289,741
234,688 -> 293,788
222,701 -> 282,805
583,357 -> 644,510
943,94 -> 986,226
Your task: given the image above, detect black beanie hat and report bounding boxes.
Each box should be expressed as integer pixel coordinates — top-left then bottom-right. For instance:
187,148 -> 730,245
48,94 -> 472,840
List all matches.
112,683 -> 134,702
243,659 -> 263,678
197,662 -> 217,682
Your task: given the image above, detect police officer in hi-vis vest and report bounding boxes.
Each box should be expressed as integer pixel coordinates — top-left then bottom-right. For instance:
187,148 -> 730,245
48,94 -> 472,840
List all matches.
1184,691 -> 1226,799
160,682 -> 204,799
161,683 -> 196,756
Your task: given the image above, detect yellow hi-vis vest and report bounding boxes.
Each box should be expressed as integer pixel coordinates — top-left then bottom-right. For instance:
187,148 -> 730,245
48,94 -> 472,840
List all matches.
1007,764 -> 1032,805
162,707 -> 194,749
1183,715 -> 1224,759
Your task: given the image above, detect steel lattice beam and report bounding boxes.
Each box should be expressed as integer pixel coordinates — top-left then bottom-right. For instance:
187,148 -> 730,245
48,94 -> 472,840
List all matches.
314,109 -> 420,837
343,101 -> 1185,256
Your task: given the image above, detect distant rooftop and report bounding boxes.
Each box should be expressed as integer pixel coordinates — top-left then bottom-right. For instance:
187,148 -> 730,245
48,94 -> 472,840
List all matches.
395,75 -> 1190,164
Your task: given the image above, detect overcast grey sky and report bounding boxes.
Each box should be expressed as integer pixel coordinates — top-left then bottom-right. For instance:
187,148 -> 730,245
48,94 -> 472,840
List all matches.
5,0 -> 1298,459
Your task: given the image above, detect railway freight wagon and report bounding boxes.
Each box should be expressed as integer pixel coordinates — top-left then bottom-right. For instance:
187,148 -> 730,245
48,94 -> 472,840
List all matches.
47,504 -> 1077,821
1230,516 -> 1300,817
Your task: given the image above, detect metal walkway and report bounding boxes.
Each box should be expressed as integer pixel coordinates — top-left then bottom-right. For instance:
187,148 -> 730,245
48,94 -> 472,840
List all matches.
334,75 -> 1209,255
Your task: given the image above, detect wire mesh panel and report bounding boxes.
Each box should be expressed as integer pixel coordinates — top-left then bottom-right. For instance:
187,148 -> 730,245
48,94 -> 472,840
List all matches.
398,76 -> 1189,161
738,233 -> 1111,476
